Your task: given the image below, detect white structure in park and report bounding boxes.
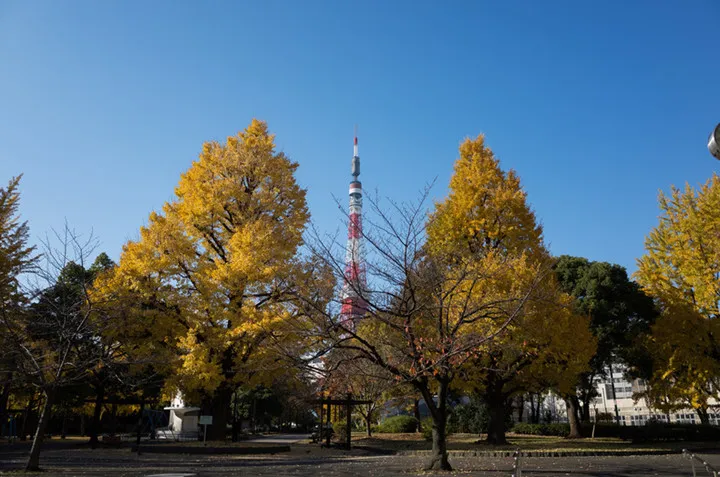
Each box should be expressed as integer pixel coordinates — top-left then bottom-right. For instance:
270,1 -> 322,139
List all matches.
157,393 -> 200,440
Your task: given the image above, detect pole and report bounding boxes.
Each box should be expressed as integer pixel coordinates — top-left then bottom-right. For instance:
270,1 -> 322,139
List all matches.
608,363 -> 622,425
203,424 -> 207,445
135,398 -> 145,455
325,400 -> 331,448
318,394 -> 324,444
346,393 -> 352,450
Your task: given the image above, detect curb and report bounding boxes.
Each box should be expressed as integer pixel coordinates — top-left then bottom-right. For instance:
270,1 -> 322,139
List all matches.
130,445 -> 291,455
397,449 -> 680,458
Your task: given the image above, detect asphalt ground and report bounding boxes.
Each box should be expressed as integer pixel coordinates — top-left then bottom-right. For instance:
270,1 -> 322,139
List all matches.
1,438 -> 719,476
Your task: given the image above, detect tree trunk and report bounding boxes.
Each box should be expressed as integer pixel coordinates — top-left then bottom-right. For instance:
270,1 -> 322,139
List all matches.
485,380 -> 508,445
418,380 -> 452,471
565,396 -> 582,438
486,399 -> 508,445
414,398 -> 421,432
0,371 -> 12,435
26,388 -> 55,472
20,393 -> 37,441
206,385 -> 232,441
365,414 -> 372,437
516,395 -> 525,423
696,407 -> 710,425
89,385 -> 104,449
528,393 -> 541,424
581,397 -> 591,423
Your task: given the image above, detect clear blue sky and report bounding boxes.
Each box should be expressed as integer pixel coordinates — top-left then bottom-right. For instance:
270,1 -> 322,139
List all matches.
1,0 -> 718,274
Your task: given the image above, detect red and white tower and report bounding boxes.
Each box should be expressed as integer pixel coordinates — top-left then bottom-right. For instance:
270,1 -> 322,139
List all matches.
340,131 -> 367,329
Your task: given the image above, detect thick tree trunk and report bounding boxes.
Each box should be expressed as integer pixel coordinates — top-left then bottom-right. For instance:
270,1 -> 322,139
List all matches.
486,400 -> 508,445
206,385 -> 232,441
696,407 -> 710,425
418,380 -> 452,471
485,380 -> 508,445
26,388 -> 55,472
365,414 -> 372,437
89,386 -> 104,449
428,412 -> 450,470
565,396 -> 583,438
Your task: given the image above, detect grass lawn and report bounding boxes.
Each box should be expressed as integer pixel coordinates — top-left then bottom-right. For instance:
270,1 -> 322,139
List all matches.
350,432 -> 720,453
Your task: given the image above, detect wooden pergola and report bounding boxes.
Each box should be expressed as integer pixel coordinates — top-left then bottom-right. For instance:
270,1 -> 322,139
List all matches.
311,393 -> 372,450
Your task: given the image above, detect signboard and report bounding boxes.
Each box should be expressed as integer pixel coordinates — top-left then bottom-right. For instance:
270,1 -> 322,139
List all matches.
199,415 -> 213,425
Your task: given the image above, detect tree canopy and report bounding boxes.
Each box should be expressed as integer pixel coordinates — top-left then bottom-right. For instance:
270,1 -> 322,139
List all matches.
95,119 -> 311,439
635,174 -> 720,422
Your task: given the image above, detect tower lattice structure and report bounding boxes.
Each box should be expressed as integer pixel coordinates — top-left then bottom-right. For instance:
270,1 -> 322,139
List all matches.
340,133 -> 367,330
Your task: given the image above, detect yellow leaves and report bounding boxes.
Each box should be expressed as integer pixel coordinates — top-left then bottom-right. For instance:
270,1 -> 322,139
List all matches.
98,119 -> 311,398
636,174 -> 720,320
421,133 -> 595,397
635,174 -> 720,413
427,135 -> 545,263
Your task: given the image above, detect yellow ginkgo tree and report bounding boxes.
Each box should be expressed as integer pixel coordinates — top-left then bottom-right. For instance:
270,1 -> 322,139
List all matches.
97,120 -> 310,439
635,174 -> 720,423
429,136 -> 595,444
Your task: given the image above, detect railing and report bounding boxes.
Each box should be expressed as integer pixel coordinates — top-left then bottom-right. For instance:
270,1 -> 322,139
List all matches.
683,449 -> 719,477
512,448 -> 523,477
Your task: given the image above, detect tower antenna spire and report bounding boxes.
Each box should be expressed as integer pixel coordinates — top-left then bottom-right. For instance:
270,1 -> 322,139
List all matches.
341,125 -> 367,330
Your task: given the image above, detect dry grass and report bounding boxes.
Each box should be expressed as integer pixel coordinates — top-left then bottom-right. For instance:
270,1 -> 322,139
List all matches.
348,432 -> 720,453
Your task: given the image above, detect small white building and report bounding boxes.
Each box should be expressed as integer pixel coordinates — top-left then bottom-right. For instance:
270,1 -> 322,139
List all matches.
158,394 -> 200,440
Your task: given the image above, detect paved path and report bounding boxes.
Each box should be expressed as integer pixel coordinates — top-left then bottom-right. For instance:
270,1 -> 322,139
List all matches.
2,445 -> 719,476
243,433 -> 311,445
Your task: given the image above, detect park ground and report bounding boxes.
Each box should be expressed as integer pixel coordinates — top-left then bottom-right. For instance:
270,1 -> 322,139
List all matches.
1,433 -> 719,476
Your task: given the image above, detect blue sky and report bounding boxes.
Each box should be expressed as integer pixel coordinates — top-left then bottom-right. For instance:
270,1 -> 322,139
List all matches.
1,0 -> 718,274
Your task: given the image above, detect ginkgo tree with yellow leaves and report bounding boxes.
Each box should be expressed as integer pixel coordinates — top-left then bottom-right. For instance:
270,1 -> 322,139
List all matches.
635,174 -> 720,424
97,120 -> 311,439
428,136 -> 595,444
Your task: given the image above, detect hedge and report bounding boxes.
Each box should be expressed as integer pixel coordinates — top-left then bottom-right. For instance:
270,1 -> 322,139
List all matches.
511,423 -> 570,437
511,422 -> 720,442
377,415 -> 419,433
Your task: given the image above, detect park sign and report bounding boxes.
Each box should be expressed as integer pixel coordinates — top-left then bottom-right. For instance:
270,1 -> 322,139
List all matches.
199,415 -> 213,425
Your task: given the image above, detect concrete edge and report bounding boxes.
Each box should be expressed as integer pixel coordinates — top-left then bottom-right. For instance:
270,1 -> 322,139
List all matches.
130,445 -> 291,455
397,449 -> 682,458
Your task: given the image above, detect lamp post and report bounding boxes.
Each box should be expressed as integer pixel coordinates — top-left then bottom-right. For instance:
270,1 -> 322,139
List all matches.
709,123 -> 720,160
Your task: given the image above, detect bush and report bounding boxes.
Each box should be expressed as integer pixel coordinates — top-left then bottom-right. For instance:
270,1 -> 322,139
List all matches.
511,423 -> 570,437
377,415 -> 419,433
513,422 -> 720,442
447,400 -> 490,434
421,418 -> 434,441
332,421 -> 348,443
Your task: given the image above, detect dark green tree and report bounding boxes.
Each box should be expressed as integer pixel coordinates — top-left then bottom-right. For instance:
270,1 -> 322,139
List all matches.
0,176 -> 37,442
553,256 -> 658,423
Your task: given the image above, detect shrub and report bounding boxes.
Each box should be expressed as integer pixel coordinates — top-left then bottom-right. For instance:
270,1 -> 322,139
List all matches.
447,400 -> 490,434
377,415 -> 419,433
511,423 -> 570,437
333,421 -> 348,443
421,418 -> 434,441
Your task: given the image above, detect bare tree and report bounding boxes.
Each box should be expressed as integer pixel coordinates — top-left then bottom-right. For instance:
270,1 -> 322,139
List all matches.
1,227 -> 102,471
296,188 -> 548,471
